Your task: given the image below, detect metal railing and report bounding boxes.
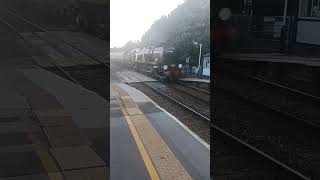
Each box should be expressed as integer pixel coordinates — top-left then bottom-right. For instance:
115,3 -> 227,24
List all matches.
228,15 -> 296,52
250,16 -> 289,40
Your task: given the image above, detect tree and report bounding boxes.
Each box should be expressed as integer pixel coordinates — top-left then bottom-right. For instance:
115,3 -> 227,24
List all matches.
140,0 -> 210,65
122,40 -> 141,53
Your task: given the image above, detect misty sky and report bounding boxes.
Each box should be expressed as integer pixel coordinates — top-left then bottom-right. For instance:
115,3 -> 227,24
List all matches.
110,0 -> 184,48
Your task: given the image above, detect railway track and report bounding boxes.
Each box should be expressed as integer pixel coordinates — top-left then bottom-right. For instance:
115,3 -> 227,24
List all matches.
177,81 -> 211,94
0,10 -> 110,99
0,10 -> 80,84
168,83 -> 210,103
178,80 -> 211,93
213,64 -> 320,178
130,81 -> 210,141
216,86 -> 320,178
217,64 -> 320,129
144,81 -> 210,118
128,80 -> 309,179
213,131 -> 300,179
247,75 -> 320,126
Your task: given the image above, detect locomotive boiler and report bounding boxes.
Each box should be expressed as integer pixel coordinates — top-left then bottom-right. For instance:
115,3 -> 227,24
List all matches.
128,46 -> 183,82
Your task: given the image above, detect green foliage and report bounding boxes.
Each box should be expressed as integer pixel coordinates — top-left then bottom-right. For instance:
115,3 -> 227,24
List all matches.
141,0 -> 210,65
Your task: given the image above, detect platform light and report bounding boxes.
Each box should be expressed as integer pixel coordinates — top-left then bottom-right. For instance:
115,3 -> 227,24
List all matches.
163,65 -> 168,70
193,41 -> 200,46
192,41 -> 202,76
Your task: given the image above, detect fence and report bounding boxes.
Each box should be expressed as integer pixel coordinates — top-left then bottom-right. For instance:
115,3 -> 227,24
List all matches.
229,15 -> 296,51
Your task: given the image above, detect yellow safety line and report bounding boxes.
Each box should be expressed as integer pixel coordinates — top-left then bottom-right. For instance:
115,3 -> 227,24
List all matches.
121,108 -> 160,180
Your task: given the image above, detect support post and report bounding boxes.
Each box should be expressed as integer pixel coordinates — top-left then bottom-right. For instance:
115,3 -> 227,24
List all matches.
283,0 -> 288,24
198,43 -> 202,76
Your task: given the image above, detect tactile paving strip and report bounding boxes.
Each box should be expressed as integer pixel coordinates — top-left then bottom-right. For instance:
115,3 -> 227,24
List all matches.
115,84 -> 192,180
130,114 -> 192,180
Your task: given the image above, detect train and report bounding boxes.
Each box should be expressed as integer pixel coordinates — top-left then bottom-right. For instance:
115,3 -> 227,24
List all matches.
125,47 -> 184,82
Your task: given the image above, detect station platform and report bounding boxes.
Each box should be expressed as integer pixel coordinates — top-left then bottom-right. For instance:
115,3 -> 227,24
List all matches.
0,63 -> 209,179
179,77 -> 210,83
21,31 -> 107,67
0,65 -> 108,179
115,71 -> 157,83
110,83 -> 210,179
219,52 -> 320,66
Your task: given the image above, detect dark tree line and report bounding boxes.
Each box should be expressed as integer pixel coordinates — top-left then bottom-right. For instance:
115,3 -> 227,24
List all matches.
121,0 -> 210,65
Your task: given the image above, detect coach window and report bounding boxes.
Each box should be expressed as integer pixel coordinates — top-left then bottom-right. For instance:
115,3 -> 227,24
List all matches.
300,0 -> 320,18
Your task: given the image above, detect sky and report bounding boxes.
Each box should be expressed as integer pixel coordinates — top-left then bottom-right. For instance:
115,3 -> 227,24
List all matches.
110,0 -> 184,48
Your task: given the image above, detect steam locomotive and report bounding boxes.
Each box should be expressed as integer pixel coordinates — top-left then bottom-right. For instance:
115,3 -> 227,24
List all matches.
126,47 -> 183,82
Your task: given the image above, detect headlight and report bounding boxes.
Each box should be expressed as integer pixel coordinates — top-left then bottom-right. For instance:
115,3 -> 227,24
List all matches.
163,65 -> 168,70
153,66 -> 158,68
178,64 -> 182,68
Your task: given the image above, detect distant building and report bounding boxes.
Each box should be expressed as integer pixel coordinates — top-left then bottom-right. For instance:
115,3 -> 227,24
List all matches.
296,0 -> 320,46
202,53 -> 210,77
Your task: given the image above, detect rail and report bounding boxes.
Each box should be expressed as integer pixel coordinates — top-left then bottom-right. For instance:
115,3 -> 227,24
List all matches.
7,10 -> 109,68
135,82 -> 310,180
141,82 -> 210,121
177,81 -> 210,94
0,13 -> 81,85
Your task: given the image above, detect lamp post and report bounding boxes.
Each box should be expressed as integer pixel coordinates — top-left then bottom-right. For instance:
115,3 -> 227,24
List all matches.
283,0 -> 288,24
193,41 -> 202,77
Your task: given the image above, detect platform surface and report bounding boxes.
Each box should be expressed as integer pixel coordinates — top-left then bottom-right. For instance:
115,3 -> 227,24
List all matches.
20,31 -> 107,67
0,63 -> 209,179
115,71 -> 157,83
111,82 -> 210,180
220,52 -> 320,66
180,77 -> 210,83
0,65 -> 108,179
